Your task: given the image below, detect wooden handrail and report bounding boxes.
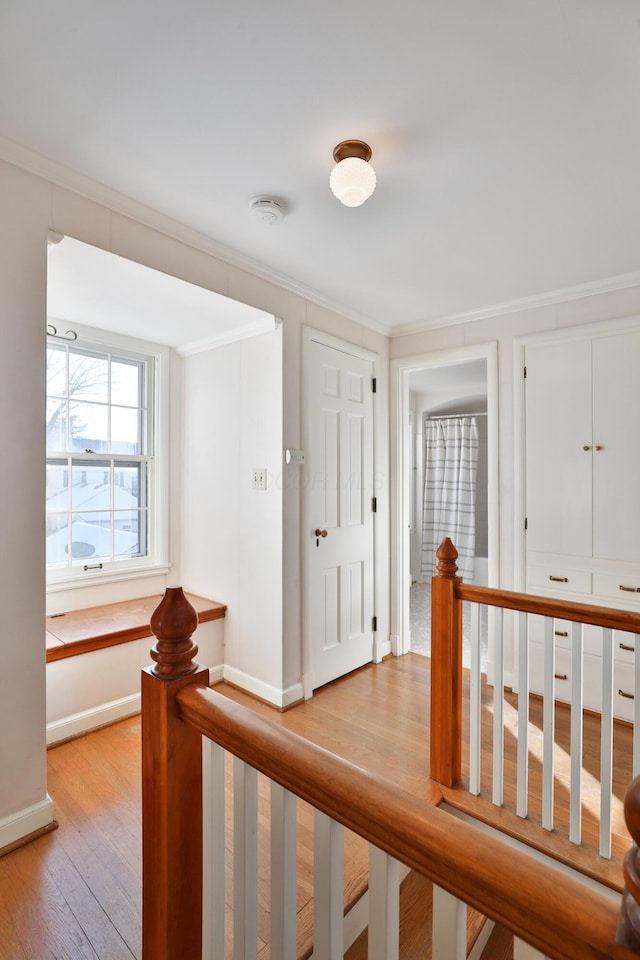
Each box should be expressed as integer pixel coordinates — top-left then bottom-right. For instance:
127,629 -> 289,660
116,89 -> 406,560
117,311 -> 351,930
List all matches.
177,682 -> 620,960
457,583 -> 640,634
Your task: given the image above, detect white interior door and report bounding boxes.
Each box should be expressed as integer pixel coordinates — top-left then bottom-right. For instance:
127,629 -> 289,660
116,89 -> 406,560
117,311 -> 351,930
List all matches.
304,335 -> 375,691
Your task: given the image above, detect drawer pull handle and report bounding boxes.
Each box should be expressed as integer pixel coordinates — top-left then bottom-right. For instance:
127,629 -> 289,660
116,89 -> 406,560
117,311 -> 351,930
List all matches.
549,576 -> 568,583
555,630 -> 568,637
620,642 -> 635,652
618,689 -> 635,700
619,585 -> 640,593
554,672 -> 568,681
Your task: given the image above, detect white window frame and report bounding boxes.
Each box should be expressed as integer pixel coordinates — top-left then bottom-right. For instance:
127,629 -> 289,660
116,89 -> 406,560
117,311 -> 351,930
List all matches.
46,322 -> 170,592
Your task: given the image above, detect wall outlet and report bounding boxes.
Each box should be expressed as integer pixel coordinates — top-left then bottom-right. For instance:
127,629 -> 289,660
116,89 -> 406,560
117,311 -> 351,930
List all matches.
251,467 -> 267,490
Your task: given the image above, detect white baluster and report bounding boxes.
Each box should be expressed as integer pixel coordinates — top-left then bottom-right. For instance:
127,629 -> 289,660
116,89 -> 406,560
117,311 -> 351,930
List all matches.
469,602 -> 482,796
542,617 -> 555,832
432,885 -> 466,960
367,845 -> 400,960
516,610 -> 529,819
203,741 -> 225,960
569,621 -> 584,846
514,937 -> 548,959
600,628 -> 614,859
271,782 -> 297,960
313,810 -> 344,960
233,757 -> 258,960
492,608 -> 504,807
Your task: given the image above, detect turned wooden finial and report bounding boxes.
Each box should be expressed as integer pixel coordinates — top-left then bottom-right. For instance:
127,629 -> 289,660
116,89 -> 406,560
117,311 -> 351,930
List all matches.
435,538 -> 459,579
149,586 -> 199,679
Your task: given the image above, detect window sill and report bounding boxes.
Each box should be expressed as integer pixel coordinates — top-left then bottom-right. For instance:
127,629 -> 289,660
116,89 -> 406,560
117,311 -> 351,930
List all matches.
45,593 -> 226,663
46,563 -> 172,593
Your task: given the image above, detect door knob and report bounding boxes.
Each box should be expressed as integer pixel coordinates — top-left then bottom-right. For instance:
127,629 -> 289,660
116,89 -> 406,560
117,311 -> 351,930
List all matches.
315,528 -> 328,538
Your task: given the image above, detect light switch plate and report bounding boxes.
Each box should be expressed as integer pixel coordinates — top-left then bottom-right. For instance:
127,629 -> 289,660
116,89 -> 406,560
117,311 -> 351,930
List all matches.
251,467 -> 267,490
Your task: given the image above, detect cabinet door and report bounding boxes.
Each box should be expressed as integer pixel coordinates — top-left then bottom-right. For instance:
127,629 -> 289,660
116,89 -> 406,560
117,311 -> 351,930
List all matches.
592,330 -> 640,562
525,340 -> 593,556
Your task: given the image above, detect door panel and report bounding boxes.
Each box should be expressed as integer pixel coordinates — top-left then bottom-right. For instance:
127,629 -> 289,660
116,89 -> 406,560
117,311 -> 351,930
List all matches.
592,331 -> 640,562
306,338 -> 374,689
525,340 -> 592,557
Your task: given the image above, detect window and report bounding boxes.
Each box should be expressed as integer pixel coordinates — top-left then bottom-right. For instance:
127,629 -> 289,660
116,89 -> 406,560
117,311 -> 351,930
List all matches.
46,334 -> 161,582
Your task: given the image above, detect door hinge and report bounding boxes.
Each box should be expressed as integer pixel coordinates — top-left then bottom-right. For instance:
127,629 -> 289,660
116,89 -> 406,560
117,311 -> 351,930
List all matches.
372,615 -> 377,632
372,377 -> 377,393
523,365 -> 527,379
525,517 -> 528,530
371,496 -> 377,512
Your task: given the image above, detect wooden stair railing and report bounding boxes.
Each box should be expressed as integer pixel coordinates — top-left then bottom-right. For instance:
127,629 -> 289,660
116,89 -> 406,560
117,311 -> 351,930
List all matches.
141,585 -> 640,960
430,536 -> 640,867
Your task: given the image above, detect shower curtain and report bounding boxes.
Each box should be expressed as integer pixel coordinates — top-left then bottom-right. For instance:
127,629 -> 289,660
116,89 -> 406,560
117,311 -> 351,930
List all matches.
420,415 -> 479,582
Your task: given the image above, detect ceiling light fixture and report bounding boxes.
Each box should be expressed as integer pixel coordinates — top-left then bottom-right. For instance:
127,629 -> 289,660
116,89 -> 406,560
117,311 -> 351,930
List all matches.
329,140 -> 376,207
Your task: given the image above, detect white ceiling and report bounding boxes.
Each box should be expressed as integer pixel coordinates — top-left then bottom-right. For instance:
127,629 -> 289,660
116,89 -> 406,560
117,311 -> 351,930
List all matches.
3,1 -> 640,335
47,236 -> 274,353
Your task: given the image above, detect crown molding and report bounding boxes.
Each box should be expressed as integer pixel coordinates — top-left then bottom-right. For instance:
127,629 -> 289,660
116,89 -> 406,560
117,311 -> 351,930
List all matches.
390,270 -> 640,338
176,316 -> 280,356
0,135 -> 391,338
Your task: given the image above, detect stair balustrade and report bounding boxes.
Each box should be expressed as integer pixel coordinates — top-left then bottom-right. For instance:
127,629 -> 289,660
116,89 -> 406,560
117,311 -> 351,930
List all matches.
431,537 -> 640,863
141,584 -> 640,960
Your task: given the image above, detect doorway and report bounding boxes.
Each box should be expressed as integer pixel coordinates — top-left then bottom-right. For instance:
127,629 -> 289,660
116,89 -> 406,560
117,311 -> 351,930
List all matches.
390,343 -> 498,674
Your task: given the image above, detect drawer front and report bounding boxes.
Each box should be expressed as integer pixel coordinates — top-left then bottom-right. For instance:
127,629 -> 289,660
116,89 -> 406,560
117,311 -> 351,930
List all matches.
528,642 -> 572,705
614,630 -> 637,664
615,661 -> 636,723
528,646 -> 635,721
527,565 -> 591,595
528,616 -> 602,657
594,573 -> 640,605
581,656 -> 636,722
528,615 -> 574,651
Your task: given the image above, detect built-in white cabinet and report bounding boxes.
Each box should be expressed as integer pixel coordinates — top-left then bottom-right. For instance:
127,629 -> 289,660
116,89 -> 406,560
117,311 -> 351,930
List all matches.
524,325 -> 640,720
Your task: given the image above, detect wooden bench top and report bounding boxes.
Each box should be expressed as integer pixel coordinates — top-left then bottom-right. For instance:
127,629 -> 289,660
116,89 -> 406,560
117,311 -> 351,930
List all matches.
46,593 -> 226,662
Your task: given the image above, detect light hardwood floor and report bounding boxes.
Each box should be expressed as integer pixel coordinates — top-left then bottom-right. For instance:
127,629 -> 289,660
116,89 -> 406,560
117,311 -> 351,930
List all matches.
0,654 -> 630,959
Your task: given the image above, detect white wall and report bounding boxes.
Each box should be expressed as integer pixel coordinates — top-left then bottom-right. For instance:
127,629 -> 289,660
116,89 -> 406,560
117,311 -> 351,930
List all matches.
0,155 -> 390,845
0,163 -> 53,845
180,327 -> 286,703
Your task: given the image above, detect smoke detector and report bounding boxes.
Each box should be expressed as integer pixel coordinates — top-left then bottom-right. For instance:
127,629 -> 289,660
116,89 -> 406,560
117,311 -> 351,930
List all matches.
249,196 -> 285,225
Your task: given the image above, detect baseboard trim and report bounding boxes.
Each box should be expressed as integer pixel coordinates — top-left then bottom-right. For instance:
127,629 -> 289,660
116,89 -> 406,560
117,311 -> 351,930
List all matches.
0,796 -> 55,852
47,694 -> 142,745
373,637 -> 392,662
223,665 -> 303,709
47,662 -> 225,745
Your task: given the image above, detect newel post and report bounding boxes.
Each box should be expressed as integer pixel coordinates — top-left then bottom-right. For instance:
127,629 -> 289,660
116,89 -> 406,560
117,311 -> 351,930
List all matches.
141,586 -> 210,960
616,777 -> 640,956
429,538 -> 463,787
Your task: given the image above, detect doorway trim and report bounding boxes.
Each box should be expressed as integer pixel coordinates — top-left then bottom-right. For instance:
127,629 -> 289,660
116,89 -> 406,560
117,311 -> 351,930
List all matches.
390,342 -> 499,657
301,326 -> 380,699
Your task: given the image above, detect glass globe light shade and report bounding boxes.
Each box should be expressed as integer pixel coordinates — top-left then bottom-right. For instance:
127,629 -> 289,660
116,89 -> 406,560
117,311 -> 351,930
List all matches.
329,156 -> 377,207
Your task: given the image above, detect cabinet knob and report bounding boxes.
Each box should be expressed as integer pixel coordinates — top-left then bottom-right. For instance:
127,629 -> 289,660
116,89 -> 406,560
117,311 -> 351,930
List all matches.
594,444 -> 603,451
583,445 -> 591,451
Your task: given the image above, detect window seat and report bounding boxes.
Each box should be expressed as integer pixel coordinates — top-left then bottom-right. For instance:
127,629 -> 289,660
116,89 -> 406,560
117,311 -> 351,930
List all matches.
46,593 -> 226,663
